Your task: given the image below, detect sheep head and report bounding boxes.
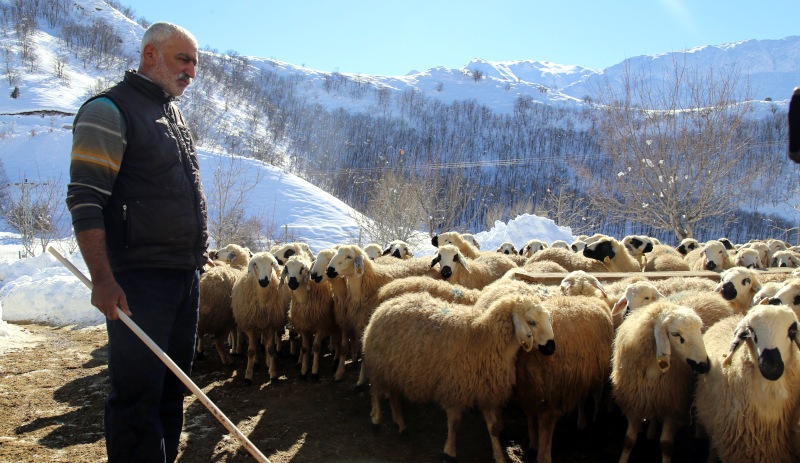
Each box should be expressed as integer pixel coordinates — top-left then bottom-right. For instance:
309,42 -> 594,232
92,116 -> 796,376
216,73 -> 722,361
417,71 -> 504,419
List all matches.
363,243 -> 383,261
722,304 -> 800,381
521,239 -> 547,257
326,245 -> 364,279
622,235 -> 655,258
676,238 -> 699,256
715,267 -> 761,304
699,240 -> 729,272
496,242 -> 518,255
583,237 -> 618,265
560,270 -> 607,298
653,304 -> 709,374
248,252 -> 281,288
432,244 -> 470,280
766,280 -> 800,317
734,248 -> 763,269
611,281 -> 664,317
310,249 -> 335,283
503,295 -> 555,355
281,255 -> 312,291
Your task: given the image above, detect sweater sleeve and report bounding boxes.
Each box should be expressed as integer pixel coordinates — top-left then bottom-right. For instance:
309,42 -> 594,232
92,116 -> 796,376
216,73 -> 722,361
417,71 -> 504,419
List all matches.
65,97 -> 126,233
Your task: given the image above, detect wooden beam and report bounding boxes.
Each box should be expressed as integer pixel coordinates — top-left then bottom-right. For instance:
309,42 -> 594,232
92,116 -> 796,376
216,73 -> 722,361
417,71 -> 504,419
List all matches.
512,268 -> 794,285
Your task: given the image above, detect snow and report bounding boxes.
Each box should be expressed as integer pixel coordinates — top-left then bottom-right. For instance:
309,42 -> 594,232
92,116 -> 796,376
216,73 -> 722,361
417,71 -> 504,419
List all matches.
0,116 -> 574,349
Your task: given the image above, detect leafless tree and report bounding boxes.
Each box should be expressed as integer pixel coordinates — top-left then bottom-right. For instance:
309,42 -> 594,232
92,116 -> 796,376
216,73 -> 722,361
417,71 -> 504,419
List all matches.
3,173 -> 69,257
581,56 -> 759,241
206,154 -> 264,249
352,170 -> 425,246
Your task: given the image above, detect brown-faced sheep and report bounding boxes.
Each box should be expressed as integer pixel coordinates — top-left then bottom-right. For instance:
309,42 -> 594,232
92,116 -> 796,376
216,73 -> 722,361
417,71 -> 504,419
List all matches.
280,255 -> 338,380
694,304 -> 800,463
431,244 -> 518,290
516,273 -> 614,463
231,252 -> 288,384
611,300 -> 710,463
583,236 -> 642,273
363,290 -> 555,463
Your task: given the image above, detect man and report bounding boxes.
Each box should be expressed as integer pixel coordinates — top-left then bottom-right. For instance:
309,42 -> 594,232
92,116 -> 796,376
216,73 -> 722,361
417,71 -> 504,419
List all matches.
66,22 -> 208,463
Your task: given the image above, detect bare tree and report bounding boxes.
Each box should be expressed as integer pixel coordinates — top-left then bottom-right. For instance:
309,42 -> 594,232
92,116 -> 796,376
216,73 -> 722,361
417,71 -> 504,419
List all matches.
353,170 -> 425,246
3,173 -> 69,257
582,57 -> 758,241
206,154 -> 263,248
414,166 -> 484,236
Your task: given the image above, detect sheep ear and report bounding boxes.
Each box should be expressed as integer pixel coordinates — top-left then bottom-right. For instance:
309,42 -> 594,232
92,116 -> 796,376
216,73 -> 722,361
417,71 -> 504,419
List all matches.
588,276 -> 607,298
559,278 -> 573,295
512,311 -> 534,352
406,249 -> 414,257
279,266 -> 288,288
456,252 -> 471,273
354,255 -> 365,275
382,247 -> 392,256
430,254 -> 441,269
272,261 -> 281,273
723,320 -> 750,367
611,297 -> 628,316
654,319 -> 671,372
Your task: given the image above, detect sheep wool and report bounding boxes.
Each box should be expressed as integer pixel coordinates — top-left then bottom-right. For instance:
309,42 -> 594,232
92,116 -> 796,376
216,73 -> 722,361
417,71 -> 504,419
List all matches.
694,305 -> 800,463
364,291 -> 555,463
197,264 -> 244,365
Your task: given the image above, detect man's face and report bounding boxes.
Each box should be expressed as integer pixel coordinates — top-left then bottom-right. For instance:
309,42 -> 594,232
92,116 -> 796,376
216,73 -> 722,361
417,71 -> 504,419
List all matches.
144,36 -> 198,97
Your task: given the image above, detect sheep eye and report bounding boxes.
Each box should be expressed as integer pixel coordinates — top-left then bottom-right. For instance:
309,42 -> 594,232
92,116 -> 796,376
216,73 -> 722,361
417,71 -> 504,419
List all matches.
527,320 -> 536,327
793,295 -> 800,306
671,332 -> 685,344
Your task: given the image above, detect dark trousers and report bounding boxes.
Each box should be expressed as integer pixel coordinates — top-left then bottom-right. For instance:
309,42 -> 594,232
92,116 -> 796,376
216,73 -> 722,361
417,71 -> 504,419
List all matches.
105,268 -> 199,463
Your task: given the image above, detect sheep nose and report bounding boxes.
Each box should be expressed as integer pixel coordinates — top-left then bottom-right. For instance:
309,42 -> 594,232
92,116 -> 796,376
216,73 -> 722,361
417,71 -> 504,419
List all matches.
687,357 -> 710,374
258,277 -> 270,288
392,250 -> 401,258
758,348 -> 784,381
705,261 -> 717,271
768,298 -> 782,305
717,281 -> 737,301
538,339 -> 556,356
288,278 -> 300,290
310,273 -> 322,283
441,266 -> 452,279
326,267 -> 338,278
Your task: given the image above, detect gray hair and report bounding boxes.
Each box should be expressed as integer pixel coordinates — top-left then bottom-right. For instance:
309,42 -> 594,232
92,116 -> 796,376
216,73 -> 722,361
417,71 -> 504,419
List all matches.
140,22 -> 197,56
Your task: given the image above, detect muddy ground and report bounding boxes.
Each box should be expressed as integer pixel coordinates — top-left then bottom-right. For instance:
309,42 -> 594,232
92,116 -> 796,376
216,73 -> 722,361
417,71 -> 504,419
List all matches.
0,323 -> 711,462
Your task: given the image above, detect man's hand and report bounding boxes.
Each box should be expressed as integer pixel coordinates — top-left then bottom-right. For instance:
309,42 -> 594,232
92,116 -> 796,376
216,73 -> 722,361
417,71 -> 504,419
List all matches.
91,276 -> 131,320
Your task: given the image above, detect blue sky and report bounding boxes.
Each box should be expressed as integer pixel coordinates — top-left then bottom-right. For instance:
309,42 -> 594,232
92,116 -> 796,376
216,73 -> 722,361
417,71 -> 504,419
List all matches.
130,0 -> 799,76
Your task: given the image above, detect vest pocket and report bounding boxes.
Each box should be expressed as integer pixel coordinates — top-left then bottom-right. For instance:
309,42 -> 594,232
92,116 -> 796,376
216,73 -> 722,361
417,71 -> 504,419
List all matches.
124,196 -> 196,247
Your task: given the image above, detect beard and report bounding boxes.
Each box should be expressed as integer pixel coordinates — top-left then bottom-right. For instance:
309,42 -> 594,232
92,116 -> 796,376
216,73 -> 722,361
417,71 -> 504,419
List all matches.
152,52 -> 192,97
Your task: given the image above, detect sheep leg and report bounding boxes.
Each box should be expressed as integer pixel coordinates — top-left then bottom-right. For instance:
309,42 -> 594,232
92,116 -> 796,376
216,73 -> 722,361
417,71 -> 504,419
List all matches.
536,410 -> 559,463
369,385 -> 382,427
311,332 -> 324,380
646,418 -> 660,440
334,331 -> 348,381
618,416 -> 642,463
244,329 -> 259,383
194,333 -> 205,359
265,328 -> 278,382
481,406 -> 506,463
659,418 -> 677,463
213,335 -> 232,365
443,406 -> 463,461
526,413 -> 539,451
388,393 -> 405,433
355,357 -> 368,391
298,332 -> 311,379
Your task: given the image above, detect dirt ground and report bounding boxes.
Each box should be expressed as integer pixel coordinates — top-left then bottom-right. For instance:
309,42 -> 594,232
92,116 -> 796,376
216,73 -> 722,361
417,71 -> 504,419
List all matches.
0,323 -> 712,463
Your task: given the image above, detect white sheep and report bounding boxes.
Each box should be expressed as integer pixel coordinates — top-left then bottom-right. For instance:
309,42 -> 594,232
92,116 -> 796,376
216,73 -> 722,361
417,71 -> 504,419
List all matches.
362,243 -> 383,260
621,234 -> 655,266
270,241 -> 314,266
196,264 -> 244,365
550,239 -> 571,250
643,245 -> 691,272
694,304 -> 800,463
611,281 -> 733,332
214,243 -> 251,270
326,244 -> 437,388
431,244 -> 518,290
764,278 -> 800,318
675,237 -> 700,256
431,231 -> 481,258
496,241 -> 518,255
582,236 -> 642,272
770,249 -> 800,268
231,252 -> 288,383
515,272 -> 614,463
363,290 -> 555,463
309,248 -> 353,382
734,246 -> 763,269
714,266 -> 763,313
375,275 -> 481,306
570,239 -> 587,253
461,233 -> 481,250
752,281 -> 786,306
280,255 -> 339,380
688,239 -> 734,273
520,238 -> 549,258
381,239 -> 414,259
611,300 -> 710,463
525,247 -> 607,273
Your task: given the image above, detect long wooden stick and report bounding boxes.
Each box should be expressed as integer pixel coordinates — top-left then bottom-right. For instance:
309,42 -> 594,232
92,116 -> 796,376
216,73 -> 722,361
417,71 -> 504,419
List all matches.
47,246 -> 270,463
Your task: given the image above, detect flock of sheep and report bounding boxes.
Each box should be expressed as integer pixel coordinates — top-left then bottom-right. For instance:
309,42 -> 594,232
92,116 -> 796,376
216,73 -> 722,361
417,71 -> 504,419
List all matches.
195,232 -> 800,463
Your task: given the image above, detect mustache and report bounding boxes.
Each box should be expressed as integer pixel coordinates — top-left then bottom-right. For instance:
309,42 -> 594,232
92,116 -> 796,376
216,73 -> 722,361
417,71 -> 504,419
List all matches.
178,73 -> 192,84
